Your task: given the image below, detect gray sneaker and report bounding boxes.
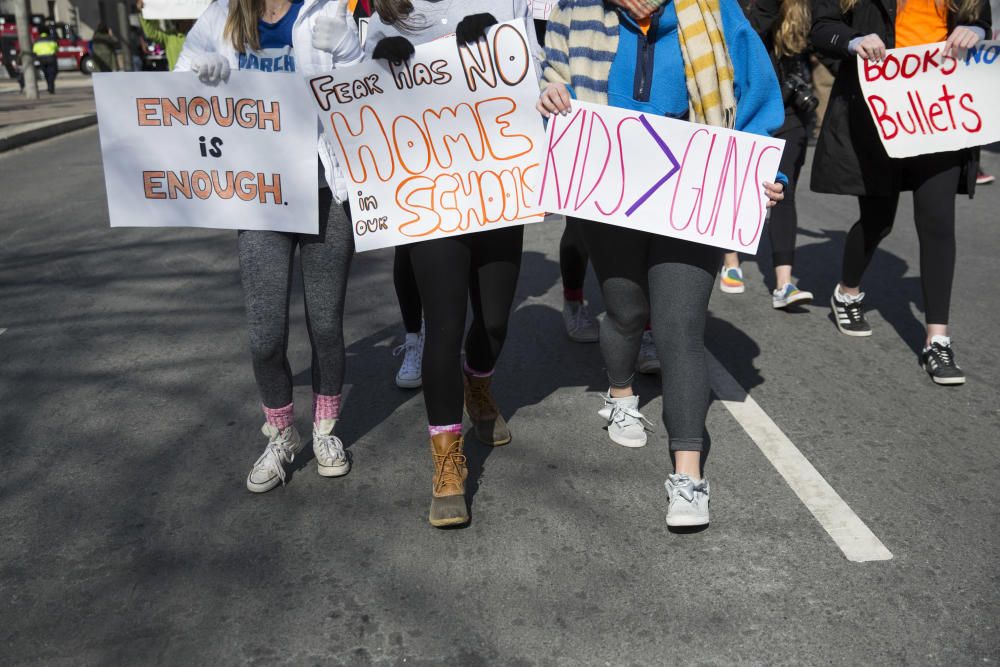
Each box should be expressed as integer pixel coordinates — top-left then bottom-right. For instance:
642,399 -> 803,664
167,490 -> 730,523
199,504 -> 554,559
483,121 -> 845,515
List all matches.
636,330 -> 660,374
606,394 -> 652,448
665,474 -> 710,527
563,300 -> 600,343
246,423 -> 304,493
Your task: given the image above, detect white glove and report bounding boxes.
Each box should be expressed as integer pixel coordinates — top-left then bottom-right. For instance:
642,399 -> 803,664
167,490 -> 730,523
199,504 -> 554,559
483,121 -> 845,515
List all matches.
312,0 -> 354,57
191,53 -> 231,84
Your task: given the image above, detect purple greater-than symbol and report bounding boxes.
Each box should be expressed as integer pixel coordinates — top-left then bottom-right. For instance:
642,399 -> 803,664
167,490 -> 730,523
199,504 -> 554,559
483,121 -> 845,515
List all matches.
625,115 -> 681,217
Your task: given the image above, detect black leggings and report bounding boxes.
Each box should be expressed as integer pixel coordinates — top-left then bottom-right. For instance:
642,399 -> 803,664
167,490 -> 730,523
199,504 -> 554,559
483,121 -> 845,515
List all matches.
394,245 -> 423,333
768,111 -> 808,267
560,219 -> 589,293
577,220 -> 721,452
841,151 -> 961,325
409,227 -> 524,426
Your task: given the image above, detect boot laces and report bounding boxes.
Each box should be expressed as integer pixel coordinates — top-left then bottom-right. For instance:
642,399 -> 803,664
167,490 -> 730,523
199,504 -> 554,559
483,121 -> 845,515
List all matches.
432,443 -> 467,494
466,380 -> 498,418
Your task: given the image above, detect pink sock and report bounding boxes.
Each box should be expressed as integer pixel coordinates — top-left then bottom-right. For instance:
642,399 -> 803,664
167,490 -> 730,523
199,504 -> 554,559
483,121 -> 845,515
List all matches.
463,361 -> 494,378
263,402 -> 294,430
428,424 -> 463,437
313,394 -> 341,423
564,287 -> 584,302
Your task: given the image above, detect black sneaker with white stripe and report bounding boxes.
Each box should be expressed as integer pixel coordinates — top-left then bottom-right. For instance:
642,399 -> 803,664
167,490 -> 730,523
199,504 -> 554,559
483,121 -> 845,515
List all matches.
921,339 -> 966,385
830,292 -> 872,336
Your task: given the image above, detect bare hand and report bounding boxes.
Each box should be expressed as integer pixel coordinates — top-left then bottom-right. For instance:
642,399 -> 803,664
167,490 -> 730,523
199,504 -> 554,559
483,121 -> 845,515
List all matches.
943,26 -> 981,58
537,83 -> 572,118
853,33 -> 886,62
763,181 -> 784,208
606,0 -> 657,20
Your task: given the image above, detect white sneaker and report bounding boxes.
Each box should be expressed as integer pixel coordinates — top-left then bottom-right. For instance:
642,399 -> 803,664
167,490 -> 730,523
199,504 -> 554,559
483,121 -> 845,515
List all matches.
636,330 -> 660,374
563,300 -> 600,343
313,419 -> 349,477
246,423 -> 304,493
665,474 -> 710,527
606,394 -> 652,448
393,329 -> 423,389
771,283 -> 813,309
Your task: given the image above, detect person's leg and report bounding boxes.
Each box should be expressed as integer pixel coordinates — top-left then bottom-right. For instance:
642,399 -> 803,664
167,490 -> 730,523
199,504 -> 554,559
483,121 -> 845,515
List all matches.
409,237 -> 473,526
580,222 -> 654,448
462,226 -> 524,446
393,244 -> 425,388
769,113 -> 813,307
298,190 -> 355,475
238,228 -> 304,492
647,237 -> 720,526
560,218 -> 600,342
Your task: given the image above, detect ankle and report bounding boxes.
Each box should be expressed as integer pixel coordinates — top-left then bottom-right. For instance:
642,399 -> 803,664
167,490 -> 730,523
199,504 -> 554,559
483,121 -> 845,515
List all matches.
609,386 -> 633,399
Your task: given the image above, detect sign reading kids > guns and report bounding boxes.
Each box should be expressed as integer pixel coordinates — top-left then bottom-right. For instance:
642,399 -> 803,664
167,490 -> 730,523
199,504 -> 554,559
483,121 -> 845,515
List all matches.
537,100 -> 785,254
857,41 -> 1000,158
309,20 -> 547,252
94,72 -> 319,233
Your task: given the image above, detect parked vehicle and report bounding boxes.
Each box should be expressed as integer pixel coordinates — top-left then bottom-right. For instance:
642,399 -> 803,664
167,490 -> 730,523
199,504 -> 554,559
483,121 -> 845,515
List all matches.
0,14 -> 95,76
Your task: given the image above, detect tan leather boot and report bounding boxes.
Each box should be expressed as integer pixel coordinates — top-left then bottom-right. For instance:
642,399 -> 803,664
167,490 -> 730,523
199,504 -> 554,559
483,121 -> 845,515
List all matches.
429,432 -> 469,527
463,373 -> 512,446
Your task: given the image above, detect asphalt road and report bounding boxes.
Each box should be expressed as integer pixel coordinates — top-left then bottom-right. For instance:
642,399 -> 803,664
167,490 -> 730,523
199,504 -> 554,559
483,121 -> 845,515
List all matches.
1,128 -> 998,665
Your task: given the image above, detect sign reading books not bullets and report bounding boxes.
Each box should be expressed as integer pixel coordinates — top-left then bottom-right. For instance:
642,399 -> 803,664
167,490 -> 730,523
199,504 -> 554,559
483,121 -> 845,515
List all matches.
857,40 -> 1000,159
94,72 -> 319,234
536,100 -> 785,254
309,20 -> 547,252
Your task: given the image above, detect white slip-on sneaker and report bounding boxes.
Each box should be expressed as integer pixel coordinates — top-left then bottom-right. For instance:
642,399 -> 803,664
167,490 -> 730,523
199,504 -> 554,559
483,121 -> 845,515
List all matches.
313,419 -> 350,477
636,330 -> 660,374
562,300 -> 600,343
771,283 -> 813,309
246,423 -> 304,493
393,329 -> 423,389
665,473 -> 710,527
606,394 -> 652,448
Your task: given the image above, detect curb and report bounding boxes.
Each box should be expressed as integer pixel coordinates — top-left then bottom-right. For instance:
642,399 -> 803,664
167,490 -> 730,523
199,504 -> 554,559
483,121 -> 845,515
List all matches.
0,113 -> 97,153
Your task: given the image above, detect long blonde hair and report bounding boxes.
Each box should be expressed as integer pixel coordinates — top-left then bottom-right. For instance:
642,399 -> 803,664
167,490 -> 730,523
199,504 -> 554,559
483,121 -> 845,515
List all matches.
774,0 -> 811,57
224,0 -> 264,52
840,0 -> 980,23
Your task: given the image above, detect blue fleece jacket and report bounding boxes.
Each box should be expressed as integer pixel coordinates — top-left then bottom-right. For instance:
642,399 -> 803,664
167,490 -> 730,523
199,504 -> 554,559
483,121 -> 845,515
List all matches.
607,1 -> 784,138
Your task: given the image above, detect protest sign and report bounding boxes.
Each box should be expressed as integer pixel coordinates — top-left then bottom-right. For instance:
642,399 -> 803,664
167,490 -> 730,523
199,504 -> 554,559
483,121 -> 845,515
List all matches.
308,20 -> 547,252
532,0 -> 556,20
536,100 -> 784,254
857,41 -> 1000,158
140,0 -> 211,20
94,72 -> 319,234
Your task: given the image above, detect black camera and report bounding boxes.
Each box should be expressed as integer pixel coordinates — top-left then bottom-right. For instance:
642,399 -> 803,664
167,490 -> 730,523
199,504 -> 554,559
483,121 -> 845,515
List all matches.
781,72 -> 819,114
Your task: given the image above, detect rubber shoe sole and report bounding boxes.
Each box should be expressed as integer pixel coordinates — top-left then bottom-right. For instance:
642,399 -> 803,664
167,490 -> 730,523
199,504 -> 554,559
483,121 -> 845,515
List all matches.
719,281 -> 745,294
317,458 -> 350,477
773,291 -> 813,309
666,512 -> 709,527
429,495 -> 469,527
246,475 -> 281,494
567,329 -> 600,343
395,374 -> 422,389
830,296 -> 872,337
923,365 -> 966,386
609,427 -> 647,448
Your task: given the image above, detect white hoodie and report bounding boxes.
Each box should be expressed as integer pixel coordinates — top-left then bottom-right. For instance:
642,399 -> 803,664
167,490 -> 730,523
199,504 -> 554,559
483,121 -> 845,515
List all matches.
175,0 -> 363,200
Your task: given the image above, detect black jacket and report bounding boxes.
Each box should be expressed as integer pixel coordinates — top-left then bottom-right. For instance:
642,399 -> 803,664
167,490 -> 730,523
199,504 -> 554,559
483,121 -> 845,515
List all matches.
808,0 -> 992,197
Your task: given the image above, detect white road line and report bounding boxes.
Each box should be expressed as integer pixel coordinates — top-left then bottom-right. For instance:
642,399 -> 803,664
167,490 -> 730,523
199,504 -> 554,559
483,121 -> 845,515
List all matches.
0,328 -> 6,336
707,352 -> 893,563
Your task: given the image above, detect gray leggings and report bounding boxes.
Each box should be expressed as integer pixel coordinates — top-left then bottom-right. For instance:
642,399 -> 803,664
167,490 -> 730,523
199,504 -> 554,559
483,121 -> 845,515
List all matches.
576,220 -> 721,452
238,188 -> 354,408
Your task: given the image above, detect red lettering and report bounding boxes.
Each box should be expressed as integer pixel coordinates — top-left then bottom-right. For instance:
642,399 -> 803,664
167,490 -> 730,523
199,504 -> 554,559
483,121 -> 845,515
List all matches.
867,95 -> 898,139
959,93 -> 982,132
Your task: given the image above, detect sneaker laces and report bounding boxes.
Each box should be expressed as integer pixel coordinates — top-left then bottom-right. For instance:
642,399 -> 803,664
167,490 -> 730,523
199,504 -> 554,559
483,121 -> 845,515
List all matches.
572,303 -> 596,333
393,338 -> 422,375
609,402 -> 653,430
313,432 -> 345,463
253,437 -> 296,486
670,475 -> 708,502
432,442 -> 467,494
929,343 -> 956,367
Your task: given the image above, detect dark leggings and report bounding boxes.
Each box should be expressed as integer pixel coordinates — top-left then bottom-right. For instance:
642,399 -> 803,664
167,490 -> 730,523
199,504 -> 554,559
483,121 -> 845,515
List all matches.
409,227 -> 524,426
394,245 -> 423,333
560,219 -> 590,293
841,151 -> 961,325
577,220 -> 721,452
238,189 -> 354,408
768,111 -> 808,267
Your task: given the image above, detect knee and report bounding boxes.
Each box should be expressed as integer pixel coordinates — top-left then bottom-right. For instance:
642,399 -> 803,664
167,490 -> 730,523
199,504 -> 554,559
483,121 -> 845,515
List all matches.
604,300 -> 648,337
248,331 -> 284,366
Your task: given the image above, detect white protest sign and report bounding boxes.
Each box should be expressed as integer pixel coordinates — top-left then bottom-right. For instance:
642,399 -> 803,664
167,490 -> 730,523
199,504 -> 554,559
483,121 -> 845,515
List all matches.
94,72 -> 319,234
857,41 -> 1000,158
537,100 -> 785,254
308,20 -> 547,252
532,0 -> 556,20
140,0 -> 211,20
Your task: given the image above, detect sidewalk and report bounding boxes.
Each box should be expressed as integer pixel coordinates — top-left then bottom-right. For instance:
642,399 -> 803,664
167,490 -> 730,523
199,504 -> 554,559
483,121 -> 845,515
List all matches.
0,73 -> 96,152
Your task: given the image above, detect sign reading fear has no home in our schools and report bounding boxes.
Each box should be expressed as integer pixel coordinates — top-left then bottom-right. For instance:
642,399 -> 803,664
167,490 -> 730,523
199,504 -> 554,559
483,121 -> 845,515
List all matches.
857,40 -> 1000,158
536,100 -> 785,254
309,20 -> 548,252
94,72 -> 319,234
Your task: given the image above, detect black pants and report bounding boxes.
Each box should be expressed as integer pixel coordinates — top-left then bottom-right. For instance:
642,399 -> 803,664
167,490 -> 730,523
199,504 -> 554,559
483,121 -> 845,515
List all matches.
841,151 -> 961,325
768,111 -> 809,267
409,227 -> 524,426
560,219 -> 589,294
578,220 -> 721,452
394,245 -> 423,333
38,58 -> 57,93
